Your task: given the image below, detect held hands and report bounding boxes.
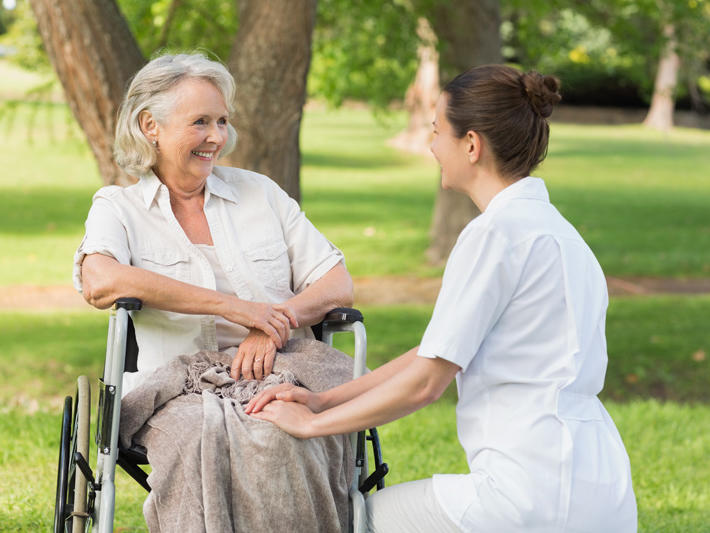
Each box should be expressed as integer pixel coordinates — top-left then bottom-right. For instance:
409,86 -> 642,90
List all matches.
245,383 -> 323,414
243,377 -> 323,439
249,400 -> 317,439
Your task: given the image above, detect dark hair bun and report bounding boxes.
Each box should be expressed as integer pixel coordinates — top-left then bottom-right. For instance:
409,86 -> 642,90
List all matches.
521,71 -> 561,118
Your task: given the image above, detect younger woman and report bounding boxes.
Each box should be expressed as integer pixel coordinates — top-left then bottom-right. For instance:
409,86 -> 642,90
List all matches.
247,65 -> 637,533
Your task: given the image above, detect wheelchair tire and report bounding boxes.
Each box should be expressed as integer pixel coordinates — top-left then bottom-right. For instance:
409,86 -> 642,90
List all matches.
54,396 -> 72,533
53,377 -> 91,533
70,376 -> 91,532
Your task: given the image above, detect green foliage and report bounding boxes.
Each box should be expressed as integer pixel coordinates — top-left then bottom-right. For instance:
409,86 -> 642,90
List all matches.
0,0 -> 50,71
309,0 -> 419,107
0,4 -> 15,35
502,0 -> 710,108
118,0 -> 237,61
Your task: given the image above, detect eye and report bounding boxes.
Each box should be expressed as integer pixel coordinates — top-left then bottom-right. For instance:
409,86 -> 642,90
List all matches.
193,118 -> 206,125
218,117 -> 228,125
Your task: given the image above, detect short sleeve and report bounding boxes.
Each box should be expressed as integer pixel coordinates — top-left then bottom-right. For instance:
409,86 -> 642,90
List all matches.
418,221 -> 520,372
72,191 -> 131,292
271,185 -> 345,293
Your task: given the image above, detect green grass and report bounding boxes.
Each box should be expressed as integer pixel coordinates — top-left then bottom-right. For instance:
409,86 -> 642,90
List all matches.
1,305 -> 709,531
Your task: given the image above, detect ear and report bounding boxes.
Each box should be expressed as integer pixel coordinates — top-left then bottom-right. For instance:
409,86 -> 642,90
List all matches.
138,110 -> 159,140
465,130 -> 482,165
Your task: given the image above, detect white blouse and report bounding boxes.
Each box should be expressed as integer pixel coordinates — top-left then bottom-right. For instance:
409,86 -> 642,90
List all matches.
74,166 -> 344,394
418,177 -> 637,532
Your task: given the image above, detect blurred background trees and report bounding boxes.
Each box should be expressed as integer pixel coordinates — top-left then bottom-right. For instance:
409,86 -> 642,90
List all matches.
2,0 -> 709,259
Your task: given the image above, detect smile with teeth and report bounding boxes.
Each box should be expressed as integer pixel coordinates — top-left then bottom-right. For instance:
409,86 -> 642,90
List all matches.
192,150 -> 215,159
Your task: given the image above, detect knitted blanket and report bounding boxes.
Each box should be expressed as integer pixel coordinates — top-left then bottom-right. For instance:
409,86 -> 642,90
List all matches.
119,338 -> 354,533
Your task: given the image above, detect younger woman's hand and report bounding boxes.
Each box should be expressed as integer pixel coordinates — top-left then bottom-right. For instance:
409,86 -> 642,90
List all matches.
249,400 -> 317,439
245,383 -> 322,414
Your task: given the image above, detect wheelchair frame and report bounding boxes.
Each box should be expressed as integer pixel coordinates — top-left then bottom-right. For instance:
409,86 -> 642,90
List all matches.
54,298 -> 388,533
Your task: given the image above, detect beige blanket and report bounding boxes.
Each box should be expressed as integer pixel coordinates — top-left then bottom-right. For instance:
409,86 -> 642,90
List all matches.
119,339 -> 354,533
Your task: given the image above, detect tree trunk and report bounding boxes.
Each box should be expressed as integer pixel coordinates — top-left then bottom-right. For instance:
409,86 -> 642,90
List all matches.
29,0 -> 145,186
426,0 -> 502,264
224,0 -> 317,202
643,24 -> 680,132
389,17 -> 439,155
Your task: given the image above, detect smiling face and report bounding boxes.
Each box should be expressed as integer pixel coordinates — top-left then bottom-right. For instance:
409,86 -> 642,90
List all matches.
147,77 -> 229,189
430,93 -> 473,194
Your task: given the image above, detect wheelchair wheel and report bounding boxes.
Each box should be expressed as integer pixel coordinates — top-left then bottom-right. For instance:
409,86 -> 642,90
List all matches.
54,396 -> 72,533
54,376 -> 91,533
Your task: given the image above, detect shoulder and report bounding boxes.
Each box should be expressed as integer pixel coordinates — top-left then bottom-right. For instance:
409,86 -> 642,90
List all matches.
213,166 -> 295,212
213,165 -> 282,192
92,185 -> 123,201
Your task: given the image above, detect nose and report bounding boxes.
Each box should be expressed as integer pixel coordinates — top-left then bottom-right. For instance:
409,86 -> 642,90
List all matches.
206,121 -> 225,145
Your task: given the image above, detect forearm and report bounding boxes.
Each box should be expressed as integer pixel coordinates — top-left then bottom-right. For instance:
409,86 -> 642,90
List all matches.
310,356 -> 457,436
81,253 -> 230,316
285,262 -> 353,327
317,347 -> 419,410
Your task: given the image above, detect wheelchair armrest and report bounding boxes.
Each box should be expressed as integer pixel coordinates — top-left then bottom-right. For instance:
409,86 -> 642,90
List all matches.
311,307 -> 363,341
322,307 -> 364,324
114,297 -> 142,311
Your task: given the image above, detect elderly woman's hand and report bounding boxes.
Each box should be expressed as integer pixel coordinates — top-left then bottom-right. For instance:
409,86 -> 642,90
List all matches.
225,300 -> 298,348
230,329 -> 278,381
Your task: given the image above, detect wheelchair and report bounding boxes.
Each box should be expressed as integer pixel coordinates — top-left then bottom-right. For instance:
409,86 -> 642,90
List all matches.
54,298 -> 389,533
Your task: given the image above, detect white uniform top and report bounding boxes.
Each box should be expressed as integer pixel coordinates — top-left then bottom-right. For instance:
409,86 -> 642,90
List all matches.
73,166 -> 344,395
418,177 -> 637,532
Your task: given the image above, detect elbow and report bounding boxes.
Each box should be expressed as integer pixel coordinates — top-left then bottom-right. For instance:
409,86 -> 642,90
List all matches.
414,375 -> 449,408
341,281 -> 354,308
418,384 -> 444,408
81,263 -> 116,309
82,282 -> 113,310
338,267 -> 354,307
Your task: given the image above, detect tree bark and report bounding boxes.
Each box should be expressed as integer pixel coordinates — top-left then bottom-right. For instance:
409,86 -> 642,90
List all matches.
643,24 -> 680,132
29,0 -> 145,186
224,0 -> 317,202
426,0 -> 502,264
389,17 -> 439,156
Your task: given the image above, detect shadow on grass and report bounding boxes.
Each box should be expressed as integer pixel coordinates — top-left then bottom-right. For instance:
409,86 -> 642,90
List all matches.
302,150 -> 404,170
304,187 -> 434,227
550,135 -> 709,161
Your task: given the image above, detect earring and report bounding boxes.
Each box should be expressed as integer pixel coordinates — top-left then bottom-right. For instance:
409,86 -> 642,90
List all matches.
152,139 -> 158,147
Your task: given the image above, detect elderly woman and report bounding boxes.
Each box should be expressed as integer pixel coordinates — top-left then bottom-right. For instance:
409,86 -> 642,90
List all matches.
73,53 -> 355,532
74,53 -> 352,393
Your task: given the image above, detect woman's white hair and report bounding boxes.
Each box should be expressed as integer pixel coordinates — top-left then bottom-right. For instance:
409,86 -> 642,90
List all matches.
114,52 -> 237,177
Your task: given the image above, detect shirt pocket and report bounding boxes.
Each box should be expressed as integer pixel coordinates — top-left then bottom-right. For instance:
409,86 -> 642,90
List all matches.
138,247 -> 191,282
243,240 -> 292,292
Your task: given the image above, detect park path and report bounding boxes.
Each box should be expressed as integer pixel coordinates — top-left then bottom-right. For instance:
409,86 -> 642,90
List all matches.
2,276 -> 710,310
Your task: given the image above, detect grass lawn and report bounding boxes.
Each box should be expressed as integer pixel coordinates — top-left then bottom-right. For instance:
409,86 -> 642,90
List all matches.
1,303 -> 709,531
1,94 -> 710,283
